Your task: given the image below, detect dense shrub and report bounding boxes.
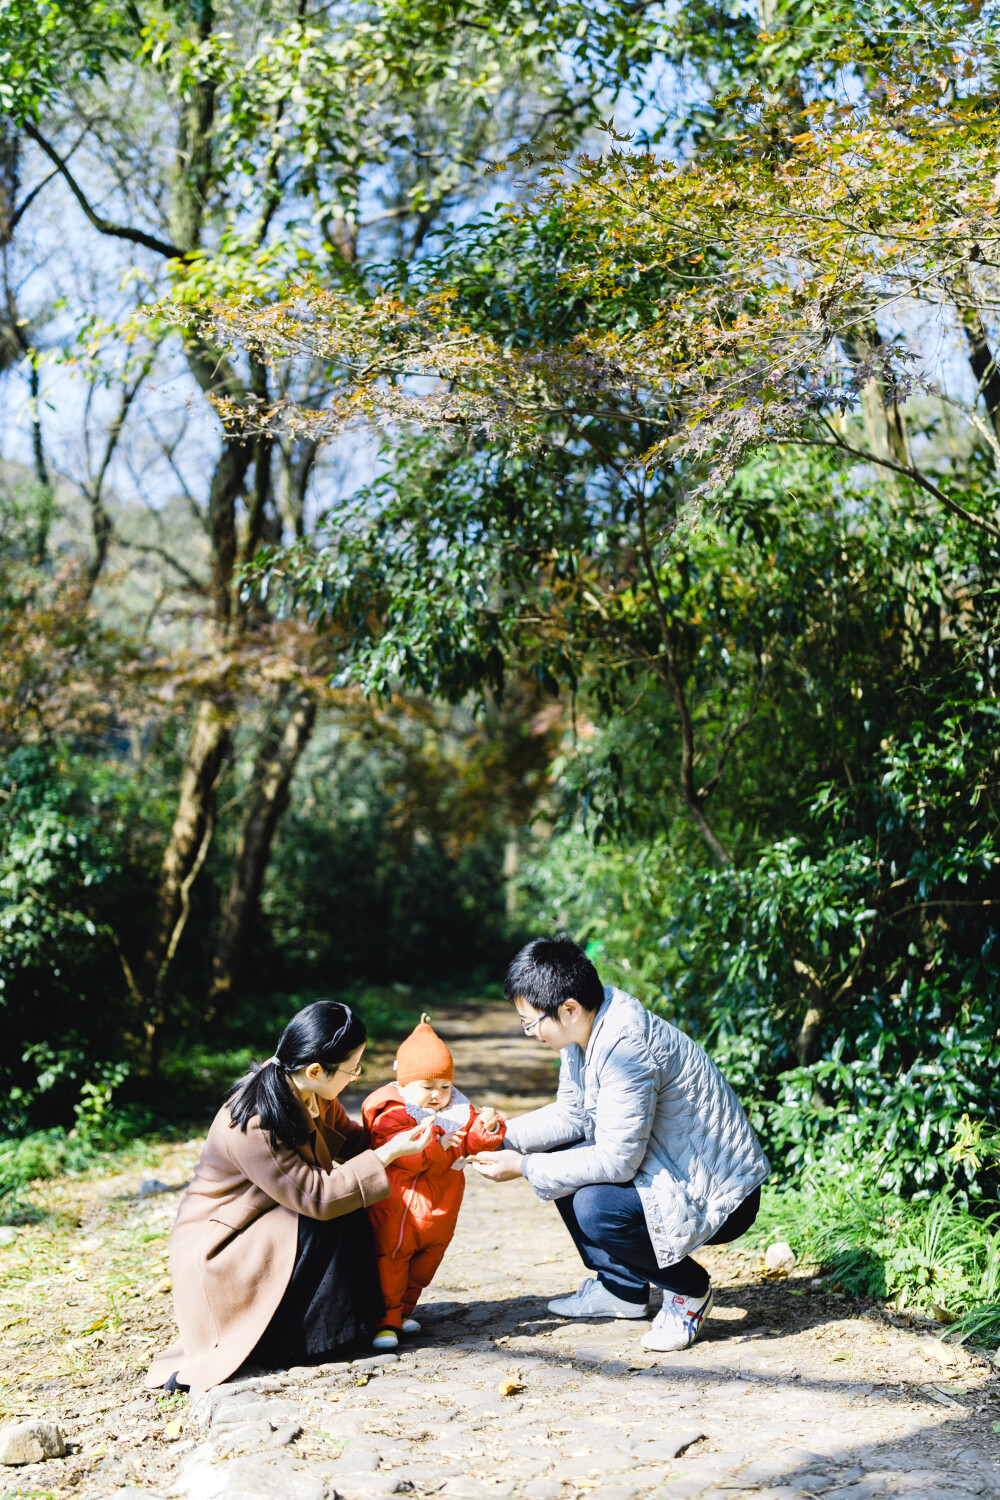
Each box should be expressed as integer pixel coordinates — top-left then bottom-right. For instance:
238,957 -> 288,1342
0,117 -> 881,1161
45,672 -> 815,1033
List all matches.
0,747 -> 157,1132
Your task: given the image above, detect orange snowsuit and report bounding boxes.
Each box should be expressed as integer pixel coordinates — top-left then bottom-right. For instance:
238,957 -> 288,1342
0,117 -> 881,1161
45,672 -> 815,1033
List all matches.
362,1083 -> 506,1330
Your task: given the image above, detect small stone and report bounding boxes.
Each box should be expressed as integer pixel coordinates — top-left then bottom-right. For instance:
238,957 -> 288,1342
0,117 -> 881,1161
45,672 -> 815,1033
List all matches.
351,1353 -> 400,1370
0,1420 -> 66,1465
764,1242 -> 797,1274
589,1486 -> 638,1500
521,1482 -> 562,1500
138,1178 -> 173,1197
0,1228 -> 17,1248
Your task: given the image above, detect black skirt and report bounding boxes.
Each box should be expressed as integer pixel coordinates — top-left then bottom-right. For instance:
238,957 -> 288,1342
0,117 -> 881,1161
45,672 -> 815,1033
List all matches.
249,1208 -> 384,1370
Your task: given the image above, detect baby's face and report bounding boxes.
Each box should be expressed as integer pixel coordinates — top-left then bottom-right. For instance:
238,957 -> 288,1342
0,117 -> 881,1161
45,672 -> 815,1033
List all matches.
402,1078 -> 452,1112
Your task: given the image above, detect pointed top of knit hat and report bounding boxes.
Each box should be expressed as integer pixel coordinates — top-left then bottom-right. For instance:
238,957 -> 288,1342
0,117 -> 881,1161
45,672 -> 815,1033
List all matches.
395,1013 -> 453,1086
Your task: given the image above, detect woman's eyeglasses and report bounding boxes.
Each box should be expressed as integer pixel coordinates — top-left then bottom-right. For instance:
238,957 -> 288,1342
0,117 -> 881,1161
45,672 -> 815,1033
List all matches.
335,1062 -> 364,1080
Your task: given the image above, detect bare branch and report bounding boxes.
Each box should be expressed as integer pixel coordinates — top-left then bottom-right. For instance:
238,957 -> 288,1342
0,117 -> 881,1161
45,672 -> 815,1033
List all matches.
804,422 -> 1000,541
22,122 -> 183,260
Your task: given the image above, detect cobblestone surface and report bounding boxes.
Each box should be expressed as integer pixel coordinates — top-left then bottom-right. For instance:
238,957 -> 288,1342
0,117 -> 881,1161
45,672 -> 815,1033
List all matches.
3,1005 -> 999,1500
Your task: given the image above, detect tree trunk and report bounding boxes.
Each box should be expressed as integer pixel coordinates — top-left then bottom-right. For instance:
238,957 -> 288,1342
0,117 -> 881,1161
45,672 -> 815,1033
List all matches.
841,320 -> 911,470
206,688 -> 317,1018
956,281 -> 1000,446
135,697 -> 230,1068
794,1003 -> 826,1068
635,493 -> 733,866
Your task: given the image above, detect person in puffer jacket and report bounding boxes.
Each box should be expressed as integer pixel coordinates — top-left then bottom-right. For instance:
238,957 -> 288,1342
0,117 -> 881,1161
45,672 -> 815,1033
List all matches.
471,937 -> 770,1354
362,1015 -> 506,1350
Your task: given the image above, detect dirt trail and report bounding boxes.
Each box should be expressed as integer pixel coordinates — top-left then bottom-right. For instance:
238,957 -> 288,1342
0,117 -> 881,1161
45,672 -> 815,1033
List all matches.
2,1002 -> 999,1500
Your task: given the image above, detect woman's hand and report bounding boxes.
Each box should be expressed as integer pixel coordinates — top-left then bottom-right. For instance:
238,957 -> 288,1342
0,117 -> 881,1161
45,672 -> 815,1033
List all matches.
375,1116 -> 435,1165
470,1150 -> 523,1181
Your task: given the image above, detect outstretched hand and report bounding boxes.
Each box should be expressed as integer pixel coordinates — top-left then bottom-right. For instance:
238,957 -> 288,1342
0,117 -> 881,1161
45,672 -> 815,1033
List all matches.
375,1115 -> 436,1165
470,1150 -> 523,1182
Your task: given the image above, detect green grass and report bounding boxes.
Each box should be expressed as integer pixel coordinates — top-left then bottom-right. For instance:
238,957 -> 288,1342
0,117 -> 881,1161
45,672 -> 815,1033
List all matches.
747,1165 -> 1000,1348
0,1125 -> 173,1224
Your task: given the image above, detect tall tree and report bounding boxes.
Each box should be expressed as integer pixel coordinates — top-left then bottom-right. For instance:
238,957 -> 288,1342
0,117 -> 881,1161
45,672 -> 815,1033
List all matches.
0,0 -> 645,1060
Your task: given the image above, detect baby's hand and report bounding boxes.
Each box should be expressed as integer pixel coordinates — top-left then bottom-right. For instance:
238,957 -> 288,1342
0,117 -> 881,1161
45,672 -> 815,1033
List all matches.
477,1107 -> 502,1134
439,1128 -> 467,1151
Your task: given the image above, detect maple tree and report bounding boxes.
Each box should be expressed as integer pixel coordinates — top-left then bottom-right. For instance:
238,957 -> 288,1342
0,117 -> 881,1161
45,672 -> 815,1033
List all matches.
199,23 -> 1000,545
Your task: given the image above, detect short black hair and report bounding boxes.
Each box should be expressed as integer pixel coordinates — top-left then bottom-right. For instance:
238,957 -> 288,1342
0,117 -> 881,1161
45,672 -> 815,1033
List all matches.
504,936 -> 605,1017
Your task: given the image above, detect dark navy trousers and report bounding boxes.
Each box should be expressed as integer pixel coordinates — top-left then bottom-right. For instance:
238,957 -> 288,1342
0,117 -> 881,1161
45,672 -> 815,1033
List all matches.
555,1182 -> 761,1303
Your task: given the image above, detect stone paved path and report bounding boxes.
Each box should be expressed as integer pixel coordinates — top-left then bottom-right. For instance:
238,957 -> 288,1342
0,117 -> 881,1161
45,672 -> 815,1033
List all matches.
4,1004 -> 1000,1500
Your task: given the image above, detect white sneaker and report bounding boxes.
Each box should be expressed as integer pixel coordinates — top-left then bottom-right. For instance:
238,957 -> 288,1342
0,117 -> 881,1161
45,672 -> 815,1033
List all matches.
372,1328 -> 399,1351
401,1317 -> 421,1334
547,1277 -> 648,1319
640,1287 -> 714,1351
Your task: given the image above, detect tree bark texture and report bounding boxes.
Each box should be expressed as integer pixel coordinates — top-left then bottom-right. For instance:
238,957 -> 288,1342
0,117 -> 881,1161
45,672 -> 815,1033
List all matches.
139,698 -> 231,1017
207,688 -> 318,1018
957,289 -> 1000,445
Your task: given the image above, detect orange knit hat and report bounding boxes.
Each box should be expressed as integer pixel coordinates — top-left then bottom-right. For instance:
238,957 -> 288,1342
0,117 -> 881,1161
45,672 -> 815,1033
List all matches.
395,1014 -> 454,1086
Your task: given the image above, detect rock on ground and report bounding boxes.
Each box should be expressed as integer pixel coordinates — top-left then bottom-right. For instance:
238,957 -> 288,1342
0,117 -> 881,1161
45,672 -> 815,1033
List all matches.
0,1420 -> 66,1465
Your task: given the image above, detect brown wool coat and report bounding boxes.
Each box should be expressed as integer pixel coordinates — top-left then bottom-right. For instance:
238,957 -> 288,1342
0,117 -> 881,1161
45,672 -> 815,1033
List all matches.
146,1094 -> 389,1392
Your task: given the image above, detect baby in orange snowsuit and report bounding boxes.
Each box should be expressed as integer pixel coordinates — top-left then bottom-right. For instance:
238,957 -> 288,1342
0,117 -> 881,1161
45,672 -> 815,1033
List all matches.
362,1015 -> 506,1350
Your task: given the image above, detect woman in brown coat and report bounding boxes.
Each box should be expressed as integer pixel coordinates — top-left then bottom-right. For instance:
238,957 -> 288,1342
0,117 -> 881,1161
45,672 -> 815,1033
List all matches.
147,1001 -> 433,1392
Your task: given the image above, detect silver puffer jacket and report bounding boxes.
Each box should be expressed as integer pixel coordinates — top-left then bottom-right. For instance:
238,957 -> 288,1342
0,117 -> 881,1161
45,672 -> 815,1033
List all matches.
505,987 -> 769,1267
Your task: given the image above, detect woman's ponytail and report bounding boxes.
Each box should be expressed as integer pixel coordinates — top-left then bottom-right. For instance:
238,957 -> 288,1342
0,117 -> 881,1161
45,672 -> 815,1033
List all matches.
226,1002 -> 367,1149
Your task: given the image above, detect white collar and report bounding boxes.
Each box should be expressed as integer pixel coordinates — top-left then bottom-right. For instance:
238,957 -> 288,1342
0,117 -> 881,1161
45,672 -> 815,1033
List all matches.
395,1083 -> 470,1132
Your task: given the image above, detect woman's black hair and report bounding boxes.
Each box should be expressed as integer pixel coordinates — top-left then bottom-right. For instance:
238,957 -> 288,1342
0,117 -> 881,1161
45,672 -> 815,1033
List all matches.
227,1001 -> 367,1149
